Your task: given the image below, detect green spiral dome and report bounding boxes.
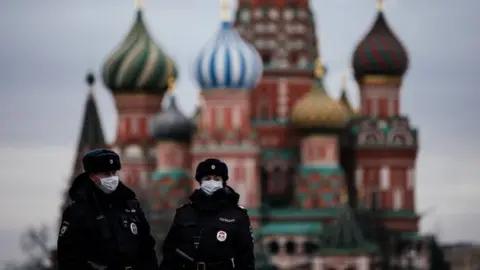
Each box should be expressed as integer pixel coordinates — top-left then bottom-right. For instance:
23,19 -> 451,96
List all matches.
102,10 -> 177,95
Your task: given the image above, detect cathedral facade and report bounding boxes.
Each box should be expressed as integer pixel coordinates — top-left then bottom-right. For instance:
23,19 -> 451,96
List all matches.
67,0 -> 433,269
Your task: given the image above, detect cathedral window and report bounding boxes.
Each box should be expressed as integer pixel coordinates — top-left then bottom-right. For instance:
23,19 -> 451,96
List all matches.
261,53 -> 272,66
365,134 -> 377,144
258,101 -> 270,120
407,168 -> 415,189
254,9 -> 263,19
240,10 -> 251,22
355,167 -> 363,187
131,116 -> 139,135
283,9 -> 294,20
392,134 -> 406,145
268,241 -> 280,254
124,144 -> 143,159
232,107 -> 241,128
297,56 -> 308,68
371,99 -> 379,117
285,241 -> 296,254
393,188 -> 403,210
215,107 -> 224,129
380,166 -> 390,190
371,190 -> 381,209
388,98 -> 395,116
267,23 -> 276,32
268,9 -> 279,20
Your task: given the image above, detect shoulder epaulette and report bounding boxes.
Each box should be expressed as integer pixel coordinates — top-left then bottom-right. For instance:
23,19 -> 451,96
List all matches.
236,205 -> 247,212
178,202 -> 192,210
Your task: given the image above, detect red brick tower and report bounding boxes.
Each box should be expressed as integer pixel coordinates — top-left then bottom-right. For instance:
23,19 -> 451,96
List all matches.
350,0 -> 419,235
101,2 -> 176,191
234,0 -> 319,208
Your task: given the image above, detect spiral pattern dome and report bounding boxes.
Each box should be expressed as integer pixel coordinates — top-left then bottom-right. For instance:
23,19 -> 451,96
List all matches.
102,10 -> 177,95
150,96 -> 195,143
194,22 -> 263,90
291,63 -> 349,128
352,10 -> 408,82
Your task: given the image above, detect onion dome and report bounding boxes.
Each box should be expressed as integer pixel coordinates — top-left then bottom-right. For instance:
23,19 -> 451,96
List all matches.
150,79 -> 195,143
194,0 -> 263,90
291,60 -> 350,128
102,3 -> 177,95
352,0 -> 408,82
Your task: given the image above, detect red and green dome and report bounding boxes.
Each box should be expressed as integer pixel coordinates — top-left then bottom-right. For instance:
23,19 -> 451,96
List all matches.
102,10 -> 177,95
352,10 -> 408,82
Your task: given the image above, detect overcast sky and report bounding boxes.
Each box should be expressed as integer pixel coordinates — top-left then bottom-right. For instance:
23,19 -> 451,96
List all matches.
0,0 -> 479,264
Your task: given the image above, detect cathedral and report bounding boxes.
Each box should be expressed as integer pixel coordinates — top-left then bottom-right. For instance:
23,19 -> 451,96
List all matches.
65,0 -> 436,269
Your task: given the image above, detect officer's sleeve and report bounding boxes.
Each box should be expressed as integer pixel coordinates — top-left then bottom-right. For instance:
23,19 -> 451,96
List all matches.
158,211 -> 179,270
56,203 -> 89,270
234,209 -> 255,270
135,201 -> 159,269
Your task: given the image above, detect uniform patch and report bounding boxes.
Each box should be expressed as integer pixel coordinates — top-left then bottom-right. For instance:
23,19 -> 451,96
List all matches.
211,165 -> 215,170
219,217 -> 235,223
59,222 -> 69,237
216,230 -> 227,242
130,223 -> 138,235
249,225 -> 254,242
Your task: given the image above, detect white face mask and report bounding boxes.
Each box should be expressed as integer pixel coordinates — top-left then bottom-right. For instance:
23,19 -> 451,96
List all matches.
200,179 -> 223,196
97,176 -> 119,194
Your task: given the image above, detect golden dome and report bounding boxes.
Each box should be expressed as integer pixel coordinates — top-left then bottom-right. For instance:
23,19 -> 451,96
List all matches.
291,60 -> 350,128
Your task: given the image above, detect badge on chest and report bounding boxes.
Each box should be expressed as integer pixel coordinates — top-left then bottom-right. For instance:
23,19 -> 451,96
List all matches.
216,230 -> 227,242
130,222 -> 138,235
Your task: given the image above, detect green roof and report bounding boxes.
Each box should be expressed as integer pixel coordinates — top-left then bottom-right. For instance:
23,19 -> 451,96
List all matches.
317,206 -> 378,255
258,222 -> 323,236
152,169 -> 189,181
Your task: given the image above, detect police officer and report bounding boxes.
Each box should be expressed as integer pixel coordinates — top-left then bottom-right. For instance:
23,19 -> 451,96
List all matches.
57,149 -> 158,270
159,158 -> 255,270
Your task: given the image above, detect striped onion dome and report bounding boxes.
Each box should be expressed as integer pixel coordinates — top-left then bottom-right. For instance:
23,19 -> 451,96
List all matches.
102,9 -> 177,95
352,3 -> 408,82
194,20 -> 263,90
291,61 -> 349,128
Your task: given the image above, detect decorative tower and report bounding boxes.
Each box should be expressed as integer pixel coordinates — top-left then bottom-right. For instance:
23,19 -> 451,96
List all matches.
193,0 -> 263,212
312,195 -> 379,270
352,0 -> 408,118
101,0 -> 176,190
235,0 -> 319,209
291,59 -> 349,211
150,77 -> 195,211
350,0 -> 419,235
149,77 -> 195,243
338,72 -> 356,116
61,72 -> 107,212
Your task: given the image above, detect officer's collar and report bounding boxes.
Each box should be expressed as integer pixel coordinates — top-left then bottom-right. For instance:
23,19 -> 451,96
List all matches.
189,186 -> 240,211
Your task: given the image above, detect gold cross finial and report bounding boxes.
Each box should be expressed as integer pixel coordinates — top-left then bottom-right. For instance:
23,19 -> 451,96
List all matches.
135,0 -> 143,10
376,0 -> 383,11
220,0 -> 231,22
314,59 -> 325,78
167,76 -> 175,94
341,72 -> 347,90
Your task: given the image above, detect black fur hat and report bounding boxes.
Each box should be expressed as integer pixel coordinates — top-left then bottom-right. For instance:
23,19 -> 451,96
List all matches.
82,149 -> 121,173
195,158 -> 228,182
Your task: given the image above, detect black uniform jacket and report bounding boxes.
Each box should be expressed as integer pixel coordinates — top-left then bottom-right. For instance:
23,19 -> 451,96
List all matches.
57,173 -> 158,270
159,186 -> 255,270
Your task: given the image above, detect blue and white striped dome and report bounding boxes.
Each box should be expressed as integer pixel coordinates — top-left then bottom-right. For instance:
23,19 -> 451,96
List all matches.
194,22 -> 263,90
